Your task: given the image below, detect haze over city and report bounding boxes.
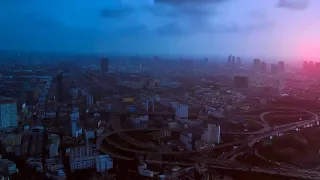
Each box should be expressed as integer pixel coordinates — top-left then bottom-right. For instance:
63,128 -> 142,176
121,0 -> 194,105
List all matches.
0,0 -> 319,60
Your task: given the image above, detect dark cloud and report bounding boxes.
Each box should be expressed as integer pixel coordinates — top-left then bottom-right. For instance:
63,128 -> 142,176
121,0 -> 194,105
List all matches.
154,0 -> 231,6
100,6 -> 133,18
147,4 -> 214,18
156,22 -> 191,36
117,24 -> 150,37
156,20 -> 273,36
150,0 -> 229,18
276,0 -> 309,10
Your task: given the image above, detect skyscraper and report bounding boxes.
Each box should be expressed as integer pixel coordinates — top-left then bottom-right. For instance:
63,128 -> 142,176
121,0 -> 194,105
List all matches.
231,56 -> 236,66
271,64 -> 278,74
0,99 -> 18,129
101,58 -> 109,73
146,100 -> 154,113
236,57 -> 241,67
253,59 -> 261,71
278,61 -> 285,73
56,73 -> 63,103
260,62 -> 267,73
228,55 -> 232,66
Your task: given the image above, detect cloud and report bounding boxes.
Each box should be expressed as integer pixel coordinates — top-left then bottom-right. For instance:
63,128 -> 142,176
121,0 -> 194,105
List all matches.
156,22 -> 191,36
116,24 -> 151,36
276,0 -> 309,10
154,0 -> 231,6
156,20 -> 273,36
100,6 -> 134,18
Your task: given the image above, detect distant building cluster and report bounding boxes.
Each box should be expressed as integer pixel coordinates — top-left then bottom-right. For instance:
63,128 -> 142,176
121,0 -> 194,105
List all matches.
302,61 -> 320,72
227,54 -> 241,68
253,59 -> 285,74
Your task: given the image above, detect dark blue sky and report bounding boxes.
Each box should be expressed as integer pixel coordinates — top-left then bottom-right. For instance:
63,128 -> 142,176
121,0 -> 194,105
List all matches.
0,0 -> 318,58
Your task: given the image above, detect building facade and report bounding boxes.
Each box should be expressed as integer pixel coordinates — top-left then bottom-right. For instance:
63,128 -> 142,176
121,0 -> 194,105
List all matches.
0,99 -> 18,129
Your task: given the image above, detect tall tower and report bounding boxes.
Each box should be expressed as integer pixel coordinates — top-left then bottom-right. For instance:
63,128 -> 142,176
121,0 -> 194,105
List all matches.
101,58 -> 109,73
227,55 -> 232,66
56,72 -> 63,103
253,59 -> 261,71
278,61 -> 285,73
236,57 -> 241,67
278,79 -> 284,93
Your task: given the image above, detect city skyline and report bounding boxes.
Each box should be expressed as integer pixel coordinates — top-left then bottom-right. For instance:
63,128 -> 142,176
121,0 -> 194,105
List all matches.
0,0 -> 319,59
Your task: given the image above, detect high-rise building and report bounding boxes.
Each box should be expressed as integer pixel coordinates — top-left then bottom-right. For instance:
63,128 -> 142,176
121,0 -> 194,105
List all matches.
303,61 -> 308,70
175,104 -> 188,120
146,100 -> 154,113
201,124 -> 220,144
56,72 -> 63,103
0,99 -> 18,129
278,61 -> 285,73
231,56 -> 236,66
236,57 -> 241,66
101,58 -> 109,73
253,59 -> 261,71
278,79 -> 284,93
260,62 -> 267,73
233,76 -> 249,88
227,55 -> 232,66
271,64 -> 278,74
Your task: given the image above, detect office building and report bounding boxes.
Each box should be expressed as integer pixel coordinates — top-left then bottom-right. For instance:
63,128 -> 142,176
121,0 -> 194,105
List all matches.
86,95 -> 94,106
95,154 -> 113,172
175,104 -> 188,120
233,76 -> 249,88
70,108 -> 80,137
278,79 -> 284,93
260,62 -> 267,73
0,99 -> 18,129
69,146 -> 95,172
227,55 -> 232,66
101,58 -> 109,73
231,56 -> 236,66
146,100 -> 154,113
303,61 -> 308,70
0,159 -> 19,176
201,124 -> 220,144
278,61 -> 285,73
271,64 -> 278,74
253,59 -> 261,71
56,73 -> 63,103
236,57 -> 241,66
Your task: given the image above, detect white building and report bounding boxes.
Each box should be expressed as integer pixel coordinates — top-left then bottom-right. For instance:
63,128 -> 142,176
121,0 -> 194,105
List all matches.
49,144 -> 59,157
146,100 -> 154,112
138,163 -> 154,177
0,99 -> 18,129
69,146 -> 94,172
168,122 -> 179,129
86,95 -> 94,106
201,124 -> 220,144
175,104 -> 188,120
0,159 -> 19,175
132,115 -> 149,124
69,146 -> 113,172
95,154 -> 113,172
70,108 -> 80,137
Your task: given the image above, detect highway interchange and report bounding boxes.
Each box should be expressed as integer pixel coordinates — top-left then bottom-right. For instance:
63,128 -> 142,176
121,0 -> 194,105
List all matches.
97,108 -> 320,179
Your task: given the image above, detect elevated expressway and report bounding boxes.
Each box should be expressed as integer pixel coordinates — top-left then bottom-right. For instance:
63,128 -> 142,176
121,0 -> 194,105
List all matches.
97,108 -> 320,179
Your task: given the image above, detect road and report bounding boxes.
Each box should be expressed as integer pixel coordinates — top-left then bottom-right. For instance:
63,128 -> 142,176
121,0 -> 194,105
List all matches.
98,108 -> 320,179
218,107 -> 319,160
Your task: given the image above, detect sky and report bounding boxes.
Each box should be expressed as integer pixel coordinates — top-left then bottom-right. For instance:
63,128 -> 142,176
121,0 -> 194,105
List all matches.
0,0 -> 319,59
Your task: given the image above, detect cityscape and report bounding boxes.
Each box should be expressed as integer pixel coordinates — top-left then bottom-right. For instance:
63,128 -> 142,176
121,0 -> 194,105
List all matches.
0,52 -> 320,180
1,0 -> 320,179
